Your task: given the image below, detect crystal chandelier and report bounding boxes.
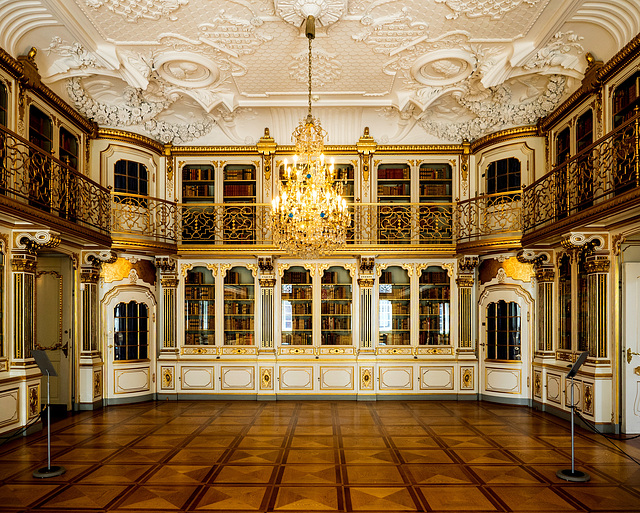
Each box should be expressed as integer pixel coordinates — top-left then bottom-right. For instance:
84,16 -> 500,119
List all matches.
270,15 -> 350,258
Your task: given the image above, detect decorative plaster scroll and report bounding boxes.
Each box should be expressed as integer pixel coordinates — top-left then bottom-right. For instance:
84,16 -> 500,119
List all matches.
561,233 -> 606,251
205,264 -> 218,275
442,262 -> 454,277
435,0 -> 539,20
415,263 -> 429,276
375,263 -> 388,278
219,264 -> 231,278
246,264 -> 258,277
277,263 -> 291,278
343,263 -> 357,278
523,32 -> 584,71
303,263 -> 316,275
317,264 -> 331,277
276,0 -> 346,27
353,8 -> 429,54
180,263 -> 194,277
85,0 -> 189,22
15,231 -> 61,251
401,263 -> 414,277
46,37 -> 97,70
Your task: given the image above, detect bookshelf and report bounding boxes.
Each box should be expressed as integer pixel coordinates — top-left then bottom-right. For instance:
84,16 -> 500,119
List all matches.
184,266 -> 215,345
28,105 -> 52,152
558,254 -> 571,351
378,266 -> 410,345
224,267 -> 255,345
377,163 -> 411,244
59,127 -> 79,170
0,82 -> 6,127
223,164 -> 256,244
576,110 -> 594,206
182,164 -> 215,201
556,127 -> 571,165
419,163 -> 453,243
418,266 -> 450,345
577,253 -> 588,354
281,267 -> 313,346
613,71 -> 640,128
335,163 -> 355,242
321,266 -> 352,345
576,110 -> 593,152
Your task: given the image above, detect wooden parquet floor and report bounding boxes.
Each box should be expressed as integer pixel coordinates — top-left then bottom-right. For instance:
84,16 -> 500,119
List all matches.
1,400 -> 639,512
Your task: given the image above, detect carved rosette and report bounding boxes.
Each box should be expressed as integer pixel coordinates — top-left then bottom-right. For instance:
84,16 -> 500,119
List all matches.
360,367 -> 373,390
460,368 -> 473,390
161,367 -> 174,390
260,367 -> 273,390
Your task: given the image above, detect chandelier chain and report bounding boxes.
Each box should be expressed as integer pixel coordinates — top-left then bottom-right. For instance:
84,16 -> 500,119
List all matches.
308,35 -> 312,117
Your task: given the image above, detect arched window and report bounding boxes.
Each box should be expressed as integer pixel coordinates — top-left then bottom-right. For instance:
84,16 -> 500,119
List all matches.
0,82 -> 7,127
114,159 -> 148,205
486,300 -> 521,361
114,301 -> 148,361
486,157 -> 520,196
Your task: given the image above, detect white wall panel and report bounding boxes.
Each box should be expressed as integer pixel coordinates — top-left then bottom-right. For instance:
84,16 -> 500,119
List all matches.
0,389 -> 19,427
114,368 -> 150,394
279,366 -> 313,390
181,366 -> 214,390
221,366 -> 255,390
485,367 -> 520,394
420,366 -> 454,390
379,367 -> 413,390
320,366 -> 354,390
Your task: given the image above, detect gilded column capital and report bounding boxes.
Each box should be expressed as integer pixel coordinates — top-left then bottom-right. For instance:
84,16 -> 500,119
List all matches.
357,278 -> 374,288
259,278 -> 276,288
11,256 -> 36,273
585,258 -> 610,274
456,276 -> 474,287
535,268 -> 555,282
81,268 -> 100,283
161,277 -> 179,288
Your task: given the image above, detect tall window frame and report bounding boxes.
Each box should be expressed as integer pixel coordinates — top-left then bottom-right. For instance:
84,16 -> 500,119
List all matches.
486,300 -> 521,361
486,157 -> 521,196
113,301 -> 149,361
114,159 -> 149,206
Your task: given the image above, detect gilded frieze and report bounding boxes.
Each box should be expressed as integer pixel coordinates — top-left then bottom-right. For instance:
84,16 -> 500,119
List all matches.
479,257 -> 533,284
102,258 -> 156,285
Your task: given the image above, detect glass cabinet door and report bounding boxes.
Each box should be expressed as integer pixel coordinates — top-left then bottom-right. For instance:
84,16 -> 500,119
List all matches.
378,266 -> 410,345
281,266 -> 313,345
184,266 -> 215,345
419,266 -> 450,345
321,266 -> 352,345
224,266 -> 255,345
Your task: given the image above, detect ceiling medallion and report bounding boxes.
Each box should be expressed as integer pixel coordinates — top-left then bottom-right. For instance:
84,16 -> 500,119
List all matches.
275,0 -> 346,27
154,53 -> 220,88
411,50 -> 475,86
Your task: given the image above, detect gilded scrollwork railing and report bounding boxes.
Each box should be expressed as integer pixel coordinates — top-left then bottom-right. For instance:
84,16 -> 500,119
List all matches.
0,124 -> 110,235
524,112 -> 639,233
178,202 -> 454,246
456,191 -> 522,243
111,193 -> 178,244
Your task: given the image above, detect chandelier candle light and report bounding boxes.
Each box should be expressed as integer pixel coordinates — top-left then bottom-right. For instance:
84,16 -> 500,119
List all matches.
270,15 -> 351,258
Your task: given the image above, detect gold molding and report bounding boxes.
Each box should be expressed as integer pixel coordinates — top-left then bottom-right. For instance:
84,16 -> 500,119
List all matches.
259,278 -> 276,287
97,128 -> 163,154
597,32 -> 640,84
357,278 -> 374,288
456,277 -> 474,287
535,268 -> 555,282
260,367 -> 273,390
161,277 -> 179,288
585,259 -> 610,274
470,126 -> 538,153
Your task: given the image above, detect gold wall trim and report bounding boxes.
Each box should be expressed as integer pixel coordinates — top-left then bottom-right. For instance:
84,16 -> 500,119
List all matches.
456,238 -> 522,254
97,128 -> 163,154
0,46 -> 22,78
470,126 -> 538,153
171,145 -> 260,155
596,32 -> 640,84
376,144 -> 463,154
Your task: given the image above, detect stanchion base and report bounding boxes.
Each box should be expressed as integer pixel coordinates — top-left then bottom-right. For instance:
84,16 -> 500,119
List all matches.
556,469 -> 590,482
33,465 -> 66,478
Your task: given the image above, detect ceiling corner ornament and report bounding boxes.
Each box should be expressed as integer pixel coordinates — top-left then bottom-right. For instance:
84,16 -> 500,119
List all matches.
435,0 -> 540,20
522,32 -> 584,72
276,0 -> 346,27
46,37 -> 97,71
85,0 -> 189,22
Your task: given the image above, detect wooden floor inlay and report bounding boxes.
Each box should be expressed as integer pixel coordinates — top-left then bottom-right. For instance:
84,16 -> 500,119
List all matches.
0,400 -> 639,512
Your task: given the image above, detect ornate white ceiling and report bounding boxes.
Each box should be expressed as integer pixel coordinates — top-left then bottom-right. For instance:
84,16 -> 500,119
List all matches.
2,0 -> 639,145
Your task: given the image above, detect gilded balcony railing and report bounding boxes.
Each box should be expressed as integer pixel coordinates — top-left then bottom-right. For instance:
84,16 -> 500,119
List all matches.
178,202 -> 454,246
456,191 -> 523,243
0,124 -> 110,235
111,193 -> 178,245
524,111 -> 640,234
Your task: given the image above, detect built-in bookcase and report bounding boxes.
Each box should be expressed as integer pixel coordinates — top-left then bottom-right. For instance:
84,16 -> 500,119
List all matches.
184,266 -> 215,345
378,266 -> 410,345
321,266 -> 352,345
419,266 -> 450,345
182,164 -> 215,201
59,127 -> 79,170
377,163 -> 411,244
419,163 -> 453,243
335,163 -> 355,242
613,71 -> 640,127
224,267 -> 254,345
223,164 -> 256,244
281,266 -> 313,345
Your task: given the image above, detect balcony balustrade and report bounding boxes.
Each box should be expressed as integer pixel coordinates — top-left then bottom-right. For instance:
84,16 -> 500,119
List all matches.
524,112 -> 639,235
456,191 -> 523,246
0,124 -> 110,237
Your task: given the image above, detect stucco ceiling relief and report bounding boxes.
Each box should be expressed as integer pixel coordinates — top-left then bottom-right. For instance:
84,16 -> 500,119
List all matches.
435,0 -> 540,20
353,8 -> 429,54
85,0 -> 189,22
275,0 -> 346,26
521,31 -> 585,74
289,48 -> 341,86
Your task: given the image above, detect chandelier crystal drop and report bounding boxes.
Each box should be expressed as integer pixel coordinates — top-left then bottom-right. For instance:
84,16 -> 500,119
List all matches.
270,15 -> 350,258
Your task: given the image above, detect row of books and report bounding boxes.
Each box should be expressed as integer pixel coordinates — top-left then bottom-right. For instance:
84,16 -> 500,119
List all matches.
281,333 -> 312,345
225,168 -> 254,180
321,303 -> 351,314
224,318 -> 254,330
224,303 -> 253,314
419,317 -> 446,330
185,333 -> 215,345
378,168 -> 409,179
419,333 -> 450,345
185,303 -> 215,315
613,79 -> 638,114
420,303 -> 448,315
420,288 -> 450,299
185,288 -> 214,300
289,318 -> 312,329
290,303 -> 312,314
379,333 -> 409,345
321,333 -> 351,345
187,318 -> 214,330
420,183 -> 449,196
420,167 -> 449,180
284,271 -> 311,284
224,333 -> 254,345
183,168 -> 214,181
224,184 -> 255,197
419,271 -> 449,284
378,184 -> 410,196
282,289 -> 312,299
321,317 -> 351,330
184,184 -> 214,197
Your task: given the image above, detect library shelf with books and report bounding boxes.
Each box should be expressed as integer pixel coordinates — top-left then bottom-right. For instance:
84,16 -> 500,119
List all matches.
419,163 -> 453,244
378,266 -> 410,346
184,266 -> 215,346
223,164 -> 257,244
613,71 -> 640,128
182,164 -> 215,201
321,266 -> 352,346
223,267 -> 255,345
281,267 -> 313,346
377,163 -> 411,244
418,266 -> 450,345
